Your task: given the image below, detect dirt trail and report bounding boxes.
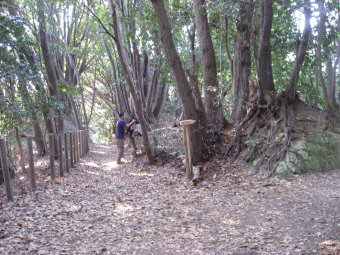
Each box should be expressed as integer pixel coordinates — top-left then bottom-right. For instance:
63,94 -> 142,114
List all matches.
1,143 -> 339,254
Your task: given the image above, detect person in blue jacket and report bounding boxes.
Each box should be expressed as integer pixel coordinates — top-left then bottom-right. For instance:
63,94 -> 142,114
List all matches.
115,112 -> 135,164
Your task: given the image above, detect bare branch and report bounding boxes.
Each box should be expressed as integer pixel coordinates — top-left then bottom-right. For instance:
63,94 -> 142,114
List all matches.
84,4 -> 118,44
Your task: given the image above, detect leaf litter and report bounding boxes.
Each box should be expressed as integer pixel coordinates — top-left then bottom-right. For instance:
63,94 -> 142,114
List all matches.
0,143 -> 339,254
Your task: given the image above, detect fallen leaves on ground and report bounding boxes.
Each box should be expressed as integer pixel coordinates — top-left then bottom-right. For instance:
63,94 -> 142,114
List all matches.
0,143 -> 339,254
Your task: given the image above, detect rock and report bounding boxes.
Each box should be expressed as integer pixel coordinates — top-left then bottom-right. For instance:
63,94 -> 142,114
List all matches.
275,129 -> 340,177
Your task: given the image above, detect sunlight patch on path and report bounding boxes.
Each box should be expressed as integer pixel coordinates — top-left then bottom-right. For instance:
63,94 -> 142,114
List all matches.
1,143 -> 339,254
129,172 -> 154,177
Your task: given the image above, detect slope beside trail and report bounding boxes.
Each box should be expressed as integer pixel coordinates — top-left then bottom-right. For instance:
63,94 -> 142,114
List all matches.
0,143 -> 339,254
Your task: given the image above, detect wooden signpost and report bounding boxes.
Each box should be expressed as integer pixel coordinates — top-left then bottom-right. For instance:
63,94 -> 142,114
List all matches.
180,119 -> 196,180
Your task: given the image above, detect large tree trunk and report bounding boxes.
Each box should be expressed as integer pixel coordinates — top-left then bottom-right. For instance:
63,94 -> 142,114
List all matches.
15,128 -> 26,172
186,70 -> 207,119
68,95 -> 81,129
145,68 -> 160,119
7,0 -> 46,155
151,0 -> 208,163
328,11 -> 340,111
37,1 -> 63,132
316,0 -> 333,111
257,0 -> 275,105
153,83 -> 169,119
109,0 -> 154,164
193,0 -> 220,123
232,0 -> 254,121
286,0 -> 312,102
102,37 -> 128,114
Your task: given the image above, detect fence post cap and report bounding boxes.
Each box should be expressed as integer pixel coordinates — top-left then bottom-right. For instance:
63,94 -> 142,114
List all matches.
180,119 -> 196,126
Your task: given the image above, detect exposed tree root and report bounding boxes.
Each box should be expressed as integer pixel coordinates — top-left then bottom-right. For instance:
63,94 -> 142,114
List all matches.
227,92 -> 296,176
226,92 -> 340,177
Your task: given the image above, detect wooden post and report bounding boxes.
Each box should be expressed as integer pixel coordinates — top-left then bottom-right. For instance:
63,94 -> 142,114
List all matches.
78,130 -> 82,160
83,130 -> 85,156
49,134 -> 55,180
64,133 -> 69,173
74,131 -> 78,164
86,129 -> 89,153
180,120 -> 196,180
75,131 -> 78,161
83,130 -> 86,155
58,134 -> 63,177
0,138 -> 14,201
79,130 -> 83,157
27,137 -> 36,190
70,132 -> 74,168
75,130 -> 79,163
73,131 -> 76,164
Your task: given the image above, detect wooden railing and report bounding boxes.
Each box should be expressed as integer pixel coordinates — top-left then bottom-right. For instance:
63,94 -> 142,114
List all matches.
0,130 -> 89,201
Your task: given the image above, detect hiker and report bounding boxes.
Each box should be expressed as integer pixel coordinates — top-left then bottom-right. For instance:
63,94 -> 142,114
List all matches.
115,112 -> 135,164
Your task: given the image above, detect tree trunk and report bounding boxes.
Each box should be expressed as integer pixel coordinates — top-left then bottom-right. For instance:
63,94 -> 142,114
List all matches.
151,0 -> 208,163
232,0 -> 254,121
258,0 -> 275,105
316,0 -> 333,111
153,83 -> 169,119
37,0 -> 65,134
145,68 -> 160,119
287,0 -> 312,102
7,0 -> 57,157
102,37 -> 128,114
109,0 -> 154,164
68,95 -> 81,129
329,13 -> 340,110
7,0 -> 46,155
193,0 -> 220,123
15,128 -> 25,172
314,66 -> 319,106
186,70 -> 207,119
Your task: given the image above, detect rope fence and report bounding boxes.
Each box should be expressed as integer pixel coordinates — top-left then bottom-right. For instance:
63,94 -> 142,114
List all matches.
0,130 -> 90,201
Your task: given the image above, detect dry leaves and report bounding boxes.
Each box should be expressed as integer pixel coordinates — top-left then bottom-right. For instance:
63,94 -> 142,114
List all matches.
0,143 -> 339,254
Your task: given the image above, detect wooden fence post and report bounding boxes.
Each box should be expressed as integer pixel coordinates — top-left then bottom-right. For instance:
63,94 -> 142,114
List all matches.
74,131 -> 78,164
49,134 -> 55,180
0,138 -> 14,201
64,133 -> 69,173
27,137 -> 36,190
180,120 -> 196,180
78,130 -> 80,160
74,131 -> 78,163
82,130 -> 85,156
86,129 -> 89,153
58,134 -> 63,177
70,132 -> 74,168
83,130 -> 86,155
79,130 -> 83,158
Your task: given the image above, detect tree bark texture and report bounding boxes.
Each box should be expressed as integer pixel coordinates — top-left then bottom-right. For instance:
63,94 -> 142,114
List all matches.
287,0 -> 312,102
316,0 -> 332,110
153,83 -> 169,119
151,0 -> 208,163
109,0 -> 154,164
37,1 -> 66,134
193,0 -> 220,123
232,0 -> 254,121
258,0 -> 275,105
7,0 -> 46,155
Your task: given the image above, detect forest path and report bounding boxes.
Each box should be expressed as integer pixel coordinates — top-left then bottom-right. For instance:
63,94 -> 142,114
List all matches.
1,143 -> 339,254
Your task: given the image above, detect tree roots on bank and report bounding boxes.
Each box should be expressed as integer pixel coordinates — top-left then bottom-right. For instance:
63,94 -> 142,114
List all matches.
226,92 -> 335,177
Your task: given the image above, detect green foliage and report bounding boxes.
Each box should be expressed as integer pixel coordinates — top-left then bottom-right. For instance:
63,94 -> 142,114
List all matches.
1,0 -> 339,141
